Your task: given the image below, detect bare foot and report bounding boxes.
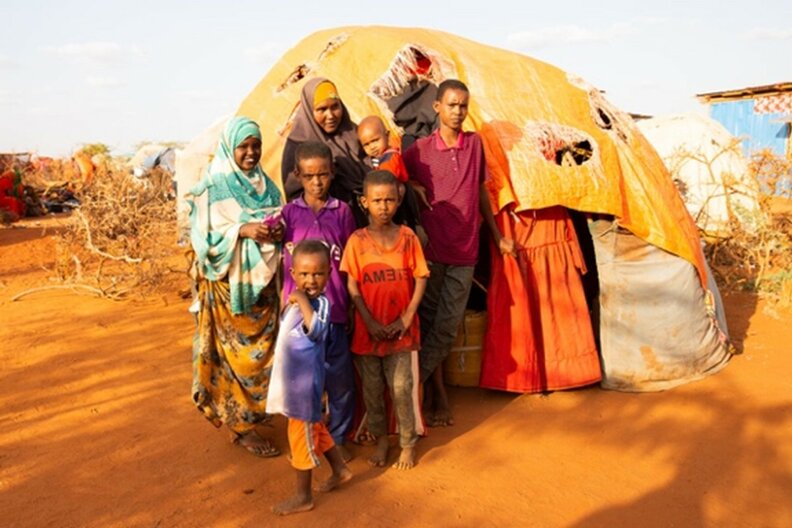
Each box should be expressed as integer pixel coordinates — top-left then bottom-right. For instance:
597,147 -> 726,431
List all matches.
271,495 -> 313,516
393,446 -> 416,470
336,443 -> 353,463
316,465 -> 352,493
368,436 -> 389,467
233,431 -> 280,457
430,407 -> 455,427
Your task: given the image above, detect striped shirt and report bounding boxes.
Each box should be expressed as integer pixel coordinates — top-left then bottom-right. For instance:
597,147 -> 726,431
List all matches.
403,130 -> 485,266
266,295 -> 330,423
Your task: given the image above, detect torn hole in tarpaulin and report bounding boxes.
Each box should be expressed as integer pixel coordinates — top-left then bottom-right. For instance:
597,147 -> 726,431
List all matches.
317,32 -> 350,61
275,32 -> 350,94
276,102 -> 301,137
523,121 -> 598,168
275,33 -> 351,135
589,91 -> 631,142
566,73 -> 633,142
276,64 -> 311,93
366,45 -> 457,136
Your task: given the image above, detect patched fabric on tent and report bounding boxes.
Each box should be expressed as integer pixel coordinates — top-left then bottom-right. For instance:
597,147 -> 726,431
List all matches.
231,26 -> 731,391
590,220 -> 730,391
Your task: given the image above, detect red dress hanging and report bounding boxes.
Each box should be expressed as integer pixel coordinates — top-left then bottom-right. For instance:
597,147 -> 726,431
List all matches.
480,206 -> 602,393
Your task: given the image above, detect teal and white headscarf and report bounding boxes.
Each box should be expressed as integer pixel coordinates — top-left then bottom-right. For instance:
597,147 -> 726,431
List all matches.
188,116 -> 282,314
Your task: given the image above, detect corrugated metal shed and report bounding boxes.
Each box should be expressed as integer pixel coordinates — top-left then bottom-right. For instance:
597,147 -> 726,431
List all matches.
697,82 -> 791,158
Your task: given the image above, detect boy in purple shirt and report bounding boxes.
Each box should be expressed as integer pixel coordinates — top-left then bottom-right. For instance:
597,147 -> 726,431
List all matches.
403,79 -> 514,427
282,141 -> 357,460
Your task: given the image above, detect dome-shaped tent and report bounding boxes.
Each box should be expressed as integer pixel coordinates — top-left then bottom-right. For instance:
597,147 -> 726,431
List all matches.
637,113 -> 761,235
231,26 -> 731,391
175,115 -> 229,241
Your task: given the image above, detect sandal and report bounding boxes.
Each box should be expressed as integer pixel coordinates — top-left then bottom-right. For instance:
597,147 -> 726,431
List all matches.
233,431 -> 281,458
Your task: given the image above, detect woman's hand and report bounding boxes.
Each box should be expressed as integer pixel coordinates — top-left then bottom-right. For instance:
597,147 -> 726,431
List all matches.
239,222 -> 279,244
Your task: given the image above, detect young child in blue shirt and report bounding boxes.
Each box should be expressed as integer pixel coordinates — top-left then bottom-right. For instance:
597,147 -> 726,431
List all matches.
267,240 -> 352,515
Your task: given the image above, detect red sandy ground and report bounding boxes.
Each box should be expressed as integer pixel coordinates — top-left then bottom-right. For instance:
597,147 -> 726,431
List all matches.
1,215 -> 790,528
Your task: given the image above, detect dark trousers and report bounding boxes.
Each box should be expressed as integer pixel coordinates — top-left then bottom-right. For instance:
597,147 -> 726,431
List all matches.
353,351 -> 417,448
418,262 -> 474,382
325,323 -> 356,445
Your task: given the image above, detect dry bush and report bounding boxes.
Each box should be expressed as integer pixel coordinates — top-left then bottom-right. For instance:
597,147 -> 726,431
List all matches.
23,158 -> 81,189
48,164 -> 178,299
704,150 -> 792,308
664,136 -> 760,236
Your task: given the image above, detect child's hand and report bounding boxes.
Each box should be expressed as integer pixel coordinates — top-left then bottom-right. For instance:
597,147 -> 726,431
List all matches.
498,237 -> 517,257
385,316 -> 411,340
288,289 -> 308,305
268,222 -> 284,242
364,317 -> 390,341
382,321 -> 399,340
408,181 -> 433,211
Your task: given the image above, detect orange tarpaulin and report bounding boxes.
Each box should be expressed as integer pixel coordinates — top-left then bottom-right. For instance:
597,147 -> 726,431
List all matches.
237,25 -> 704,284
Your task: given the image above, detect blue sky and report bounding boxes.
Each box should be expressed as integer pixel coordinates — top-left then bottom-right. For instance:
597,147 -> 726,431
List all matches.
1,0 -> 790,156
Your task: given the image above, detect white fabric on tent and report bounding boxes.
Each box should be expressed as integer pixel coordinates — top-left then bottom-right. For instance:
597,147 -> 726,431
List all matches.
128,144 -> 168,170
637,113 -> 761,235
174,115 -> 230,241
590,219 -> 731,391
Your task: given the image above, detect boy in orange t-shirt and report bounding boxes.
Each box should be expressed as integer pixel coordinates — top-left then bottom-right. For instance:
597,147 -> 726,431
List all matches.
340,170 -> 429,470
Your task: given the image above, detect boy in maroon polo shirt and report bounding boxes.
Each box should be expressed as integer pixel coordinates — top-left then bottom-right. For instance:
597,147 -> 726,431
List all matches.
403,79 -> 514,427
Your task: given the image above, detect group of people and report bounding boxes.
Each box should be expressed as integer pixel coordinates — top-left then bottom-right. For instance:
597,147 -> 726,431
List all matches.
188,75 -> 597,516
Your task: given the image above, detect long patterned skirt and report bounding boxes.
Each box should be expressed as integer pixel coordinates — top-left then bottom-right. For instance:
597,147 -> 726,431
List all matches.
191,278 -> 279,433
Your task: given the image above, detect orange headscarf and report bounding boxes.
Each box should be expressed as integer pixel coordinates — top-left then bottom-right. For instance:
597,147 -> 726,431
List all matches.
312,80 -> 339,107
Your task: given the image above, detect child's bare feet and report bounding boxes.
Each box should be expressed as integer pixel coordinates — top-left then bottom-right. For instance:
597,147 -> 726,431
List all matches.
393,446 -> 416,470
368,436 -> 389,467
271,495 -> 314,516
316,465 -> 352,493
430,406 -> 455,427
336,442 -> 353,463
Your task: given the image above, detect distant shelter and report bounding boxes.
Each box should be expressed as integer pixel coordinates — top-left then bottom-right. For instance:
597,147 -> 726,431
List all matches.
697,82 -> 792,158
